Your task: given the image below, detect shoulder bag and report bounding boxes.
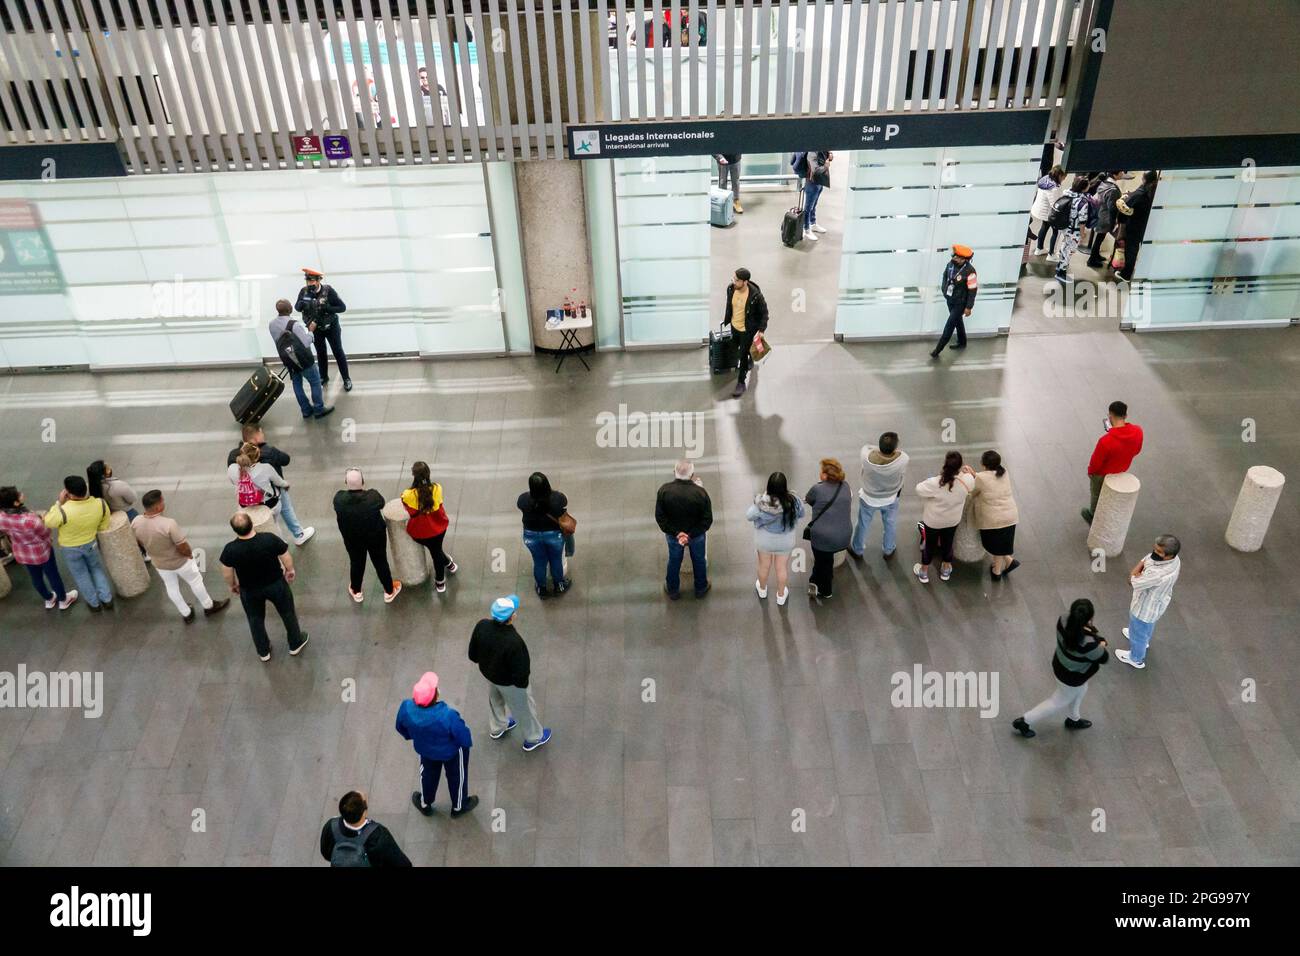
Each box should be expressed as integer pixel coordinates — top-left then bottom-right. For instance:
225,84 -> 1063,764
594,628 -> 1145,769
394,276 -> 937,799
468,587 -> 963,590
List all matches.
802,481 -> 844,541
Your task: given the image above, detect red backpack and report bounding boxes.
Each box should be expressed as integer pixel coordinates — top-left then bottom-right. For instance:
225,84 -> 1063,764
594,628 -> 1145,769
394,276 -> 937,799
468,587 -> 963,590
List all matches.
236,470 -> 264,507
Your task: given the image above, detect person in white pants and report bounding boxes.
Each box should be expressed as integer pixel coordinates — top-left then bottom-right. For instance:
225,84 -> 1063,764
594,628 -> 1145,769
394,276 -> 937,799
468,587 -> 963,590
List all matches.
132,490 -> 230,624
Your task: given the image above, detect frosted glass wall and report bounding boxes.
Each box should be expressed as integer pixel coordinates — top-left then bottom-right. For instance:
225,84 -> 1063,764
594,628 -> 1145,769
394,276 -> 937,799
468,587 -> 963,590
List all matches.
1133,167 -> 1300,329
836,143 -> 1040,338
0,164 -> 510,371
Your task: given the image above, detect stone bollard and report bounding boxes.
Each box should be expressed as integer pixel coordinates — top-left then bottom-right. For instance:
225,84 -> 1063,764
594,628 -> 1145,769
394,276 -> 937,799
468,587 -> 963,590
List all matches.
833,549 -> 847,568
1086,472 -> 1141,557
1225,465 -> 1285,552
382,498 -> 429,586
238,504 -> 280,539
98,510 -> 149,598
0,558 -> 11,599
952,499 -> 986,563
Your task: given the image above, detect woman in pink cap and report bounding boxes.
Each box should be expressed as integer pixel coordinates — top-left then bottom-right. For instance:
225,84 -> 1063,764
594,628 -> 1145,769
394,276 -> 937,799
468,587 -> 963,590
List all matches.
395,672 -> 478,818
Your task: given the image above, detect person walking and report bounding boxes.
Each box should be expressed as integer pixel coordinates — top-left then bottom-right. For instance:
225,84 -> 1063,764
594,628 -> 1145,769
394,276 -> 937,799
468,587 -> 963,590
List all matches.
804,459 -> 852,600
930,245 -> 978,357
43,475 -> 113,611
401,461 -> 458,594
227,443 -> 291,529
319,791 -> 412,867
218,511 -> 308,661
912,452 -> 975,584
132,490 -> 230,623
468,594 -> 553,752
656,459 -> 713,600
0,486 -> 76,610
270,298 -> 333,420
849,431 -> 909,561
1115,535 -> 1181,670
333,467 -> 400,604
1012,598 -> 1108,738
969,450 -> 1020,581
1115,170 -> 1159,284
516,471 -> 572,599
397,672 -> 479,818
715,153 -> 744,214
227,424 -> 314,545
721,267 -> 770,399
1053,174 -> 1092,282
1085,171 -> 1124,268
800,149 -> 832,241
87,459 -> 147,560
1029,165 -> 1066,256
295,267 -> 351,390
1082,400 -> 1144,524
744,471 -> 804,607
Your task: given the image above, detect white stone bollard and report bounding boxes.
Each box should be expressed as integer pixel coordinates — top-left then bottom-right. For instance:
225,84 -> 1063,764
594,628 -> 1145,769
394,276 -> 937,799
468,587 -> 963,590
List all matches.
953,499 -> 986,563
1225,466 -> 1285,552
237,504 -> 280,539
833,549 -> 847,568
382,498 -> 429,586
1086,472 -> 1141,557
0,558 -> 11,599
98,510 -> 149,598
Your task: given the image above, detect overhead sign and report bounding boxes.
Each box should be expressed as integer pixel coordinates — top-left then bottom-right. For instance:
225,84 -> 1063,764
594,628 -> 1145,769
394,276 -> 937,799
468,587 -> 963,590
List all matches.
0,200 -> 65,295
324,135 -> 352,160
292,135 -> 323,162
567,110 -> 1051,159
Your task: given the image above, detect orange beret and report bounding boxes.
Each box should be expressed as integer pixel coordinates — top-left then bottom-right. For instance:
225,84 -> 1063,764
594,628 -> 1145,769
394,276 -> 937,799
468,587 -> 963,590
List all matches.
952,244 -> 973,258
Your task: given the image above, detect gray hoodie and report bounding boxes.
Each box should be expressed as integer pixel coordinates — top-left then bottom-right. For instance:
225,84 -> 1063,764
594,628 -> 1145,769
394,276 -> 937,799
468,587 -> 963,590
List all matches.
859,446 -> 909,505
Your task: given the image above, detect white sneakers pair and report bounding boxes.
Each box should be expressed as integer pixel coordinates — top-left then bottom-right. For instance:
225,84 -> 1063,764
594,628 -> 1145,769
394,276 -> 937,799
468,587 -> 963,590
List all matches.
45,589 -> 79,610
1114,628 -> 1147,669
755,579 -> 789,606
804,224 -> 828,241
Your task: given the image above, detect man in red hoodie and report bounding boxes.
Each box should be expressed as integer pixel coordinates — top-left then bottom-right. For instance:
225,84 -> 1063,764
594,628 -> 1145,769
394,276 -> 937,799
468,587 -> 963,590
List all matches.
1082,401 -> 1144,524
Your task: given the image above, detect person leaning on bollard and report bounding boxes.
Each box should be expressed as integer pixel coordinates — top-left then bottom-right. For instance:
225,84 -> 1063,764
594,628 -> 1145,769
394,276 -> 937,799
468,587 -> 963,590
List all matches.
1082,401 -> 1143,525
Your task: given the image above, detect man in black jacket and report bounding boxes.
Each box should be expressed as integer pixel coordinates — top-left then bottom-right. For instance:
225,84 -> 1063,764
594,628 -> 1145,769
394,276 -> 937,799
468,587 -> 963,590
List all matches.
333,468 -> 399,604
320,791 -> 412,867
655,460 -> 713,599
722,267 -> 769,398
226,423 -> 314,545
467,594 -> 551,752
1115,170 -> 1158,283
295,267 -> 351,390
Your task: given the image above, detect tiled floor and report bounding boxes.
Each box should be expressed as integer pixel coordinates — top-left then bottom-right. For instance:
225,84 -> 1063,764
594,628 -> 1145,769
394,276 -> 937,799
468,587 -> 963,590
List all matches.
2,314 -> 1298,865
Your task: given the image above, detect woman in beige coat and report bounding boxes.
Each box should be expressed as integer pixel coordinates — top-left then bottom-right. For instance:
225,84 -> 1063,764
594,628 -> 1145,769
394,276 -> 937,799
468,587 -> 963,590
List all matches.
969,450 -> 1020,580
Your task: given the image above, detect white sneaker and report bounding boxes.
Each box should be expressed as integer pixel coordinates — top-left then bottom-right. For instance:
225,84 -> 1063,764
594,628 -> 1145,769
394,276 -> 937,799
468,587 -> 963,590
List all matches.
1045,253 -> 1059,263
913,563 -> 929,584
812,224 -> 827,234
348,586 -> 364,604
804,230 -> 819,242
1115,649 -> 1146,669
755,579 -> 768,599
776,588 -> 789,606
293,526 -> 316,545
1122,627 -> 1130,640
58,590 -> 79,610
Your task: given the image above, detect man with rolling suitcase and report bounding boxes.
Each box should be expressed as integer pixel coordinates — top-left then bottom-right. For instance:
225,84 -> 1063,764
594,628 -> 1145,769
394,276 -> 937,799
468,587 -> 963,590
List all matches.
722,267 -> 769,398
270,299 -> 333,420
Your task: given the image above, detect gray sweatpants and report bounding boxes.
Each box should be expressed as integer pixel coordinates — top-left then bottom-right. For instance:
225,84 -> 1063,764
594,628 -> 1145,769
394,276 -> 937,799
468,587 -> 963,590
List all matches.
489,682 -> 544,743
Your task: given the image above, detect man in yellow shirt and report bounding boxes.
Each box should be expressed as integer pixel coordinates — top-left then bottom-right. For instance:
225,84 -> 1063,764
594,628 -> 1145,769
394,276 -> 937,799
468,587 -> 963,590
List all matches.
44,475 -> 115,611
721,267 -> 769,399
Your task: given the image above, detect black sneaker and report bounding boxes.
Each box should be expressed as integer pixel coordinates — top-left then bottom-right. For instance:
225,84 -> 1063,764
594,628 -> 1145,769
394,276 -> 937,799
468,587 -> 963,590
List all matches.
664,584 -> 681,601
694,581 -> 711,598
87,602 -> 103,613
289,633 -> 309,656
315,405 -> 335,419
1064,717 -> 1093,731
343,379 -> 353,392
449,795 -> 480,818
410,791 -> 434,817
320,376 -> 329,385
949,343 -> 966,350
555,578 -> 572,594
929,350 -> 941,359
536,585 -> 551,600
205,598 -> 231,616
182,607 -> 196,624
101,600 -> 115,611
1012,717 -> 1036,738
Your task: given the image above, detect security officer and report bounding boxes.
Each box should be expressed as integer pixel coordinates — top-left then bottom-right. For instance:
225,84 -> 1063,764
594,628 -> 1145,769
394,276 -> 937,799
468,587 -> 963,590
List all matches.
930,244 -> 977,358
295,268 -> 351,391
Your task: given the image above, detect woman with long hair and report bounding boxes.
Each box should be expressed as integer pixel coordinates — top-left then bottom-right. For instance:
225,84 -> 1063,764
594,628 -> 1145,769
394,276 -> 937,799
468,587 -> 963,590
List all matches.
89,459 -> 148,558
913,451 -> 974,584
516,471 -> 572,599
804,458 -> 852,600
1013,599 -> 1108,738
745,471 -> 805,606
401,461 -> 457,593
226,443 -> 290,526
969,450 -> 1020,580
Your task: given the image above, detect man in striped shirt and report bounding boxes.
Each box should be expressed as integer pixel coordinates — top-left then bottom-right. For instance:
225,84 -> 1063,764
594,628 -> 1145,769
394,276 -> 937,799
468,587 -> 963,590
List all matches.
1116,534 -> 1181,670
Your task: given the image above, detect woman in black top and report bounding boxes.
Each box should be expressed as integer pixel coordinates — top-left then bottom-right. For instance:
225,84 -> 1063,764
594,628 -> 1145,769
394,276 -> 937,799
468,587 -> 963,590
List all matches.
516,472 -> 571,599
1013,598 -> 1108,738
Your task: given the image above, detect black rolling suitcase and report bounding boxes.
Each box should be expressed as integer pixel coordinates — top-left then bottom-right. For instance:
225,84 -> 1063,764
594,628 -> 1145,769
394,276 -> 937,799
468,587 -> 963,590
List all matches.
781,184 -> 805,247
708,324 -> 738,374
230,365 -> 287,424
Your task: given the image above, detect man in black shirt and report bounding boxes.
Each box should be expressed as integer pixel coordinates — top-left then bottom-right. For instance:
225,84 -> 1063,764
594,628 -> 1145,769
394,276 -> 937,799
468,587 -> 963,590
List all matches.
654,459 -> 713,599
219,512 -> 308,661
225,423 -> 314,545
468,595 -> 551,751
320,791 -> 412,867
333,467 -> 399,604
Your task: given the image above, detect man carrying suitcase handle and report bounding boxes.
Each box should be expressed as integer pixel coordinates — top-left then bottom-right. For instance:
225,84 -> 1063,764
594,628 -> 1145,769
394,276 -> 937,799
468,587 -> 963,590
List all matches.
722,267 -> 769,399
270,299 -> 334,420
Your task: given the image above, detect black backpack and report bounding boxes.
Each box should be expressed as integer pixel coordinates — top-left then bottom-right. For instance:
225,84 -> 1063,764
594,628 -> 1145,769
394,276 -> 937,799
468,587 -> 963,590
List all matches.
1048,194 -> 1074,230
276,319 -> 315,372
329,818 -> 376,867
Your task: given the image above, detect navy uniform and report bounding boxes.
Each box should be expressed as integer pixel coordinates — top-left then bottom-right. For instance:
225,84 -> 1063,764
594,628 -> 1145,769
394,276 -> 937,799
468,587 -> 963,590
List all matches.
294,267 -> 351,390
931,244 -> 978,357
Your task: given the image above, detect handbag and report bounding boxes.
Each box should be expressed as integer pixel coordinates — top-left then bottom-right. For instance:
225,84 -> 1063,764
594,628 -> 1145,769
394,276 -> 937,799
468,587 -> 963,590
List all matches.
749,331 -> 773,364
1110,240 -> 1125,270
802,481 -> 844,541
548,510 -> 577,535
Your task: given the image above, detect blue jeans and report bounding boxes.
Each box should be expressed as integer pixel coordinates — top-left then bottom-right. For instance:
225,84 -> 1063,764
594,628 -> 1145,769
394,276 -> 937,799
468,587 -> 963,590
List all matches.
290,363 -> 325,417
278,489 -> 305,539
523,529 -> 565,590
25,553 -> 67,602
1127,613 -> 1156,663
851,497 -> 899,556
803,181 -> 823,228
665,532 -> 708,596
62,541 -> 113,606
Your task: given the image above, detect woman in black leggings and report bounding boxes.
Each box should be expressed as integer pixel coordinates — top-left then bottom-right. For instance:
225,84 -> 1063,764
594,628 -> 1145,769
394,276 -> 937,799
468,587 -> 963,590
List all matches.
400,461 -> 457,593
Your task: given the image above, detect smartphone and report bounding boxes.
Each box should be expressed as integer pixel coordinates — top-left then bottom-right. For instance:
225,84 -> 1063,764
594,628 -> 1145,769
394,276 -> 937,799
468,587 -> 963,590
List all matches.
1102,418 -> 1111,432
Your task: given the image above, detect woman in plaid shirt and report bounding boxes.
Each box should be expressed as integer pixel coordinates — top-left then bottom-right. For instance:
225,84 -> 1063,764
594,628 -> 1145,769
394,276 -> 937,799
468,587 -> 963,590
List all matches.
0,486 -> 77,609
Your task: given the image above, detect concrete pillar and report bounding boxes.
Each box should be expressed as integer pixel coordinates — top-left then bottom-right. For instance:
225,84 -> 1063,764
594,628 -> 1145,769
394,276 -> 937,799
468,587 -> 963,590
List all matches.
97,510 -> 149,598
953,500 -> 986,563
238,505 -> 280,539
382,498 -> 429,586
515,161 -> 595,353
1225,465 -> 1285,552
1086,472 -> 1141,557
0,559 -> 11,599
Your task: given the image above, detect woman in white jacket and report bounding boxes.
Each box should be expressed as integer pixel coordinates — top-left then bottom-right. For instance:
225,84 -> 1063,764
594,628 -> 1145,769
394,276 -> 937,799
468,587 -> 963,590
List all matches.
227,442 -> 289,525
1030,165 -> 1066,256
913,451 -> 975,584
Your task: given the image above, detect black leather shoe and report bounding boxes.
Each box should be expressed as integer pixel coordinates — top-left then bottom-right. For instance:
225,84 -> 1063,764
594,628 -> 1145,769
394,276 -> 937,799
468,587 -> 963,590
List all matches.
450,795 -> 480,818
929,350 -> 941,359
410,791 -> 434,817
1064,717 -> 1093,730
664,584 -> 681,601
315,405 -> 335,419
1012,717 -> 1036,738
343,379 -> 353,392
949,343 -> 967,350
